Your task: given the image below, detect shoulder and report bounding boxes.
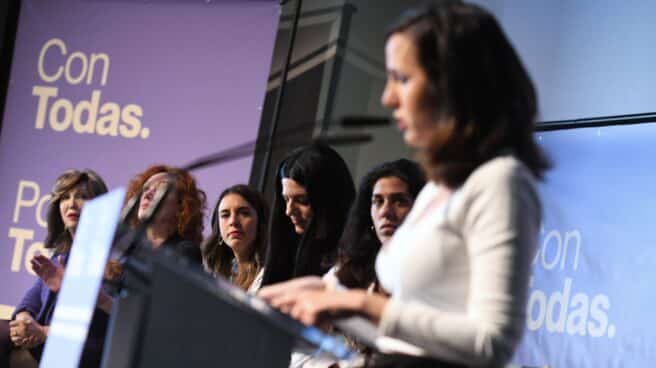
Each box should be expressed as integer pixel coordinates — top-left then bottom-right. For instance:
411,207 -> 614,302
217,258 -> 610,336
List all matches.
461,154 -> 537,197
455,154 -> 542,224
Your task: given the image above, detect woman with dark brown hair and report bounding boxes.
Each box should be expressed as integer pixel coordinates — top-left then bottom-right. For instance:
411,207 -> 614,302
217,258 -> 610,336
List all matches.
1,169 -> 110,368
125,165 -> 207,264
202,184 -> 269,292
261,2 -> 550,367
261,143 -> 356,287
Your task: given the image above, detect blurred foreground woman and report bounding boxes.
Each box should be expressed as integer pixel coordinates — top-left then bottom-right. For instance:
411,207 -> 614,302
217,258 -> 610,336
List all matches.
262,2 -> 550,367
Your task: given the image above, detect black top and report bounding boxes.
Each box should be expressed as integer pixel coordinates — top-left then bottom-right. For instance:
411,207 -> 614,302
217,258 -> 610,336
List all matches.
160,234 -> 202,265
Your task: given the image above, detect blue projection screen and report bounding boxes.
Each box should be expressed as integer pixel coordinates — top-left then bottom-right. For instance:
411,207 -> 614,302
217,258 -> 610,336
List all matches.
512,123 -> 656,367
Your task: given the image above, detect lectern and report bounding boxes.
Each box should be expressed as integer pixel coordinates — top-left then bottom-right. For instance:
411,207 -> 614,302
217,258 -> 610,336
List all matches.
101,249 -> 353,368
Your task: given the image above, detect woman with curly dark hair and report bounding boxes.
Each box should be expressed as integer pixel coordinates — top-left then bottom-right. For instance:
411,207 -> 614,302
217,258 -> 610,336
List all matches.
203,184 -> 269,292
262,160 -> 425,368
125,165 -> 207,264
335,159 -> 425,291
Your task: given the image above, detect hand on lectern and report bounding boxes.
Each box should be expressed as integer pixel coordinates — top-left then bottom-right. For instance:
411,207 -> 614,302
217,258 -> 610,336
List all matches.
266,288 -> 389,327
259,276 -> 326,313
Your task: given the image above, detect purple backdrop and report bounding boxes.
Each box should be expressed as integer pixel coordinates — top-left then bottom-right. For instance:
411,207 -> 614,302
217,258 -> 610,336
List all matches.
0,0 -> 278,318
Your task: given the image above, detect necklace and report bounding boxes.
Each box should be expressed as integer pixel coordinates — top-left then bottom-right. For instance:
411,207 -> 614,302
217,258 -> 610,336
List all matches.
229,259 -> 238,282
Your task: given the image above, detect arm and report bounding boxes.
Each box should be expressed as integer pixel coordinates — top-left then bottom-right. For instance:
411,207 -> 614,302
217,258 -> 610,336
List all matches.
12,279 -> 45,319
378,163 -> 541,366
96,290 -> 113,314
259,276 -> 328,314
286,289 -> 388,326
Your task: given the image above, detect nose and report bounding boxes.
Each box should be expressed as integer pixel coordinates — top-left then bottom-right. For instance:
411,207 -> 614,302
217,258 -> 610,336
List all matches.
381,80 -> 398,109
142,186 -> 157,202
380,201 -> 396,220
228,213 -> 240,227
70,198 -> 81,210
61,196 -> 73,209
285,200 -> 295,218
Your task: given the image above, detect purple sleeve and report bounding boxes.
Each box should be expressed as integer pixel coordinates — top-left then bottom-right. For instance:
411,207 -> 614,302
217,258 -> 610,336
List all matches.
12,278 -> 44,319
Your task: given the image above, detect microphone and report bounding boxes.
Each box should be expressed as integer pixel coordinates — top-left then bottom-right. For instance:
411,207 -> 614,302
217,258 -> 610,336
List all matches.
112,179 -> 173,263
339,115 -> 390,128
312,131 -> 372,145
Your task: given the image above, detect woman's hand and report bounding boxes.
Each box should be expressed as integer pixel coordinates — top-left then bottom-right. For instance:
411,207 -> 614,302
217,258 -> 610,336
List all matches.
9,314 -> 48,348
31,254 -> 65,293
280,289 -> 389,326
97,289 -> 113,313
258,276 -> 327,313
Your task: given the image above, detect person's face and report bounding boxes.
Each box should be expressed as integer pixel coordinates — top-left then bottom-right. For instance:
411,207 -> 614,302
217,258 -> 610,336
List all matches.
382,32 -> 437,149
281,178 -> 313,234
138,172 -> 179,228
59,185 -> 90,233
218,193 -> 258,258
370,176 -> 414,245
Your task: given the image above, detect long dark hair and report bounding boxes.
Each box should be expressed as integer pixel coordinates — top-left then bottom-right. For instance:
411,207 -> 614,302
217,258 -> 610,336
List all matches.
45,169 -> 108,254
336,159 -> 425,289
261,143 -> 355,286
387,1 -> 550,187
202,184 -> 269,290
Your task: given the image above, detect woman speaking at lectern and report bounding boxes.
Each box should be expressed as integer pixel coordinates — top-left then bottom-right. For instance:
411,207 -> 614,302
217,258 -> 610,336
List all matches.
263,2 -> 550,367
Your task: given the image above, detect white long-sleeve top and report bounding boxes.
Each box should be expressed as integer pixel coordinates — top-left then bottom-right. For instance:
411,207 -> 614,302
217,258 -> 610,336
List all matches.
376,154 -> 541,367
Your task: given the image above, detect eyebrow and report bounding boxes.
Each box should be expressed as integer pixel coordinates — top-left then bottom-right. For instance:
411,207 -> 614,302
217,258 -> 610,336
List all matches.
219,206 -> 251,213
386,69 -> 404,78
372,192 -> 411,198
282,193 -> 308,198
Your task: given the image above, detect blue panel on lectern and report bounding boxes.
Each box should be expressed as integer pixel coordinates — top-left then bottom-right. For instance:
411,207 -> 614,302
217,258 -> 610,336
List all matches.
40,188 -> 126,368
512,124 -> 656,367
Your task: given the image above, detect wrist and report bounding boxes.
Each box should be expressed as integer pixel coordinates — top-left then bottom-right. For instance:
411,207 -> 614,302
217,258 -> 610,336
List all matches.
16,311 -> 32,321
361,292 -> 388,325
38,325 -> 48,342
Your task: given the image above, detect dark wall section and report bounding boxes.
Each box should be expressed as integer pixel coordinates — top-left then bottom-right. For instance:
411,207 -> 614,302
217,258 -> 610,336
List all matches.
249,1 -> 352,199
0,0 -> 20,137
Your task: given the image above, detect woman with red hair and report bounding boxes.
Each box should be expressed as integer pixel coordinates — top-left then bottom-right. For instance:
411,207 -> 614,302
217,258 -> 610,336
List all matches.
125,165 -> 207,263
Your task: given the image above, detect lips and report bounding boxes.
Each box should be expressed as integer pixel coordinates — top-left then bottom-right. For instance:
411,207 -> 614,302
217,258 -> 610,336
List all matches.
290,217 -> 303,226
395,116 -> 407,131
379,224 -> 397,233
227,231 -> 243,238
67,213 -> 79,220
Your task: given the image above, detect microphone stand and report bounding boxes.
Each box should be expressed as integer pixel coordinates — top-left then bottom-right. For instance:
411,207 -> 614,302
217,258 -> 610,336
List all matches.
258,0 -> 304,192
182,118 -> 374,172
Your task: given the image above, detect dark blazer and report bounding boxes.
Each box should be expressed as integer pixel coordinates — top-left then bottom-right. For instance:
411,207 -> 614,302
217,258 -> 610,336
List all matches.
11,252 -> 109,367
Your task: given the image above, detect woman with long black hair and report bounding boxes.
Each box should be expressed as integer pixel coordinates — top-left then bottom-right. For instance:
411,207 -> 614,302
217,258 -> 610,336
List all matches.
261,143 -> 355,287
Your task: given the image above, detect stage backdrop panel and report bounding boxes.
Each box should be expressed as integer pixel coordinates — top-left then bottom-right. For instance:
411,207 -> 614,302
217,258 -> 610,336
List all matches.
0,0 -> 278,318
512,123 -> 656,367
